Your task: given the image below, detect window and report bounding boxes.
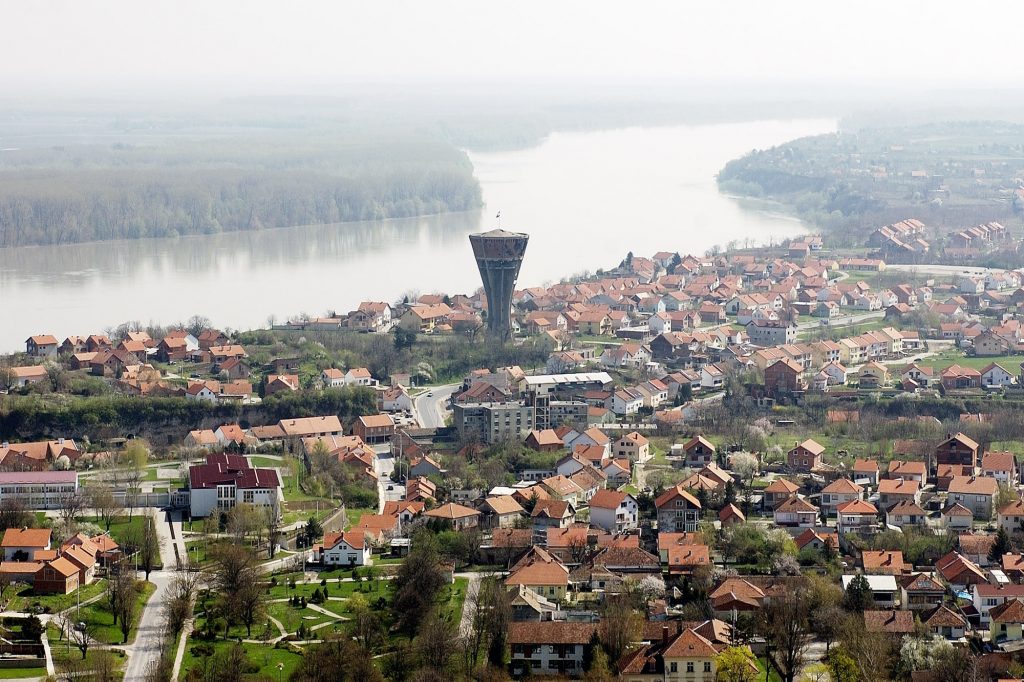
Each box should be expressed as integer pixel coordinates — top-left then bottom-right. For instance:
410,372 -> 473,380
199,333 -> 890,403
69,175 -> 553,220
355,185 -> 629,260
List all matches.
686,661 -> 694,673
704,662 -> 712,672
669,662 -> 677,673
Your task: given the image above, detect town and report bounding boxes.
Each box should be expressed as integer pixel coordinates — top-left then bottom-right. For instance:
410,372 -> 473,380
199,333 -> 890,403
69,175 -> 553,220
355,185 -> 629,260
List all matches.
6,221 -> 1024,682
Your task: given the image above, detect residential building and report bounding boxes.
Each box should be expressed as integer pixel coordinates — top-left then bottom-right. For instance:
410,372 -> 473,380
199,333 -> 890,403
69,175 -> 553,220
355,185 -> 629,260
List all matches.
320,531 -> 371,566
947,476 -> 999,519
423,502 -> 481,531
655,485 -> 702,533
508,622 -> 596,677
588,490 -> 638,533
2,527 -> 52,561
773,496 -> 818,527
820,478 -> 863,516
188,453 -> 282,518
788,439 -> 825,471
973,583 -> 1024,625
935,432 -> 981,468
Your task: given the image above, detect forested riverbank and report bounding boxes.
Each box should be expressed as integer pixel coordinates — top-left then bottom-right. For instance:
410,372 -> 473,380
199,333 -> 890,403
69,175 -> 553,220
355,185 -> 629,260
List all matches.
0,133 -> 481,247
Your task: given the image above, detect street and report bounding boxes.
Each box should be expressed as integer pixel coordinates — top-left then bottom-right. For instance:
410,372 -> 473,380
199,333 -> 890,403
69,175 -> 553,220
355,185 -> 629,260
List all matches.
413,383 -> 458,429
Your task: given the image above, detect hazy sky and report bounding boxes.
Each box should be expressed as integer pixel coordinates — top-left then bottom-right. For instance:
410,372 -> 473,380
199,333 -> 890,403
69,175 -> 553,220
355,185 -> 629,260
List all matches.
3,0 -> 1023,95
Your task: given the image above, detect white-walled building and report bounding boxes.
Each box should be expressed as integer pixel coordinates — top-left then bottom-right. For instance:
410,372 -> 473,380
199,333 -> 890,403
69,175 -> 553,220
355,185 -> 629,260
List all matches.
0,471 -> 78,510
188,453 -> 282,518
319,530 -> 371,566
588,489 -> 638,533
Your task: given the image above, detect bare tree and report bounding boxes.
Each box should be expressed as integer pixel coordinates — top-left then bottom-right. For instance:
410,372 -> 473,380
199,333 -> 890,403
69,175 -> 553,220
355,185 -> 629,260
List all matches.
123,440 -> 148,519
138,515 -> 162,581
167,567 -> 203,636
87,485 -> 122,532
116,578 -> 140,643
70,619 -> 96,660
264,502 -> 281,559
759,590 -> 812,682
58,490 -> 86,534
0,498 -> 31,531
235,576 -> 264,638
599,594 -> 642,663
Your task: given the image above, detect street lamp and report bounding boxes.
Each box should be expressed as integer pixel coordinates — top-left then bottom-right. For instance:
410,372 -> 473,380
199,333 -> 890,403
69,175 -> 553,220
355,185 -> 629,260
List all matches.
276,662 -> 284,682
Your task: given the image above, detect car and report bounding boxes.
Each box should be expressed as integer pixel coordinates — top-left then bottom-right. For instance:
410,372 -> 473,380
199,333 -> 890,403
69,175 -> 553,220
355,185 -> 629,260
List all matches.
427,391 -> 433,397
386,485 -> 393,491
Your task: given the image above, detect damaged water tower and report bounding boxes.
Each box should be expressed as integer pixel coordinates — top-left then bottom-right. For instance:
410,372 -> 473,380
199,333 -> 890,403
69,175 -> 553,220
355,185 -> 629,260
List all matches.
468,228 -> 529,342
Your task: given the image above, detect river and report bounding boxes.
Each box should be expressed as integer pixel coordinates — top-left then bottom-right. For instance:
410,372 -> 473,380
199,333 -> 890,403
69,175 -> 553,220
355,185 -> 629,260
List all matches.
0,118 -> 835,352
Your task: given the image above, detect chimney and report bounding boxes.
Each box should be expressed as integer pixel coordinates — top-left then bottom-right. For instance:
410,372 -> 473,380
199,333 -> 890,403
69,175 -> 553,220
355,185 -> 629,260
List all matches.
662,625 -> 669,647
58,437 -> 65,445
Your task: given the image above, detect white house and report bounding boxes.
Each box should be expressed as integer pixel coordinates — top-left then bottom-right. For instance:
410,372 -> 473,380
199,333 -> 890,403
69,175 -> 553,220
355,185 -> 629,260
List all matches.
587,490 -> 638,533
381,385 -> 414,412
648,312 -> 672,335
610,389 -> 644,416
345,368 -> 376,386
981,363 -> 1015,388
973,583 -> 1024,625
843,574 -> 899,609
321,368 -> 345,387
320,530 -> 372,566
188,453 -> 283,518
185,383 -> 218,404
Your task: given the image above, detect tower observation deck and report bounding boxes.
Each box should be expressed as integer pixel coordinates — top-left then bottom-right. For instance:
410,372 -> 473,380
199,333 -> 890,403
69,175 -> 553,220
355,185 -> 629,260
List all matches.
469,229 -> 529,342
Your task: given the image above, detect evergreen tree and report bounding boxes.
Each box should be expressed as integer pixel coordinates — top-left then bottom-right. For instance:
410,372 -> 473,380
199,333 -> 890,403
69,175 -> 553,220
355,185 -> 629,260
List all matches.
990,526 -> 1012,562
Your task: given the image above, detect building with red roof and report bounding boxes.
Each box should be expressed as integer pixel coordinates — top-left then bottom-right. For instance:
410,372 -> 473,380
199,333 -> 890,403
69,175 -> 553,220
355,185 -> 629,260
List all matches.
188,453 -> 281,518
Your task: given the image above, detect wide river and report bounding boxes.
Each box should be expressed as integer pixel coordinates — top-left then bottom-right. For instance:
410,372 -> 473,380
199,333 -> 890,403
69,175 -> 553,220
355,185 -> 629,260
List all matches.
0,118 -> 834,352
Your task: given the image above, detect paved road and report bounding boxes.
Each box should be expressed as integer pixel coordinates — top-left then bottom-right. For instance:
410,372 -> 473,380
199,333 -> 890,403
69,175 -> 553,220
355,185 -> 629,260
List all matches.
796,309 -> 885,332
375,448 -> 404,512
123,507 -> 178,682
413,383 -> 458,429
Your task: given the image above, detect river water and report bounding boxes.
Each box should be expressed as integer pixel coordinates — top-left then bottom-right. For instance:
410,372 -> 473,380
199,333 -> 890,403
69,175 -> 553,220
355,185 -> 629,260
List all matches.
0,118 -> 834,352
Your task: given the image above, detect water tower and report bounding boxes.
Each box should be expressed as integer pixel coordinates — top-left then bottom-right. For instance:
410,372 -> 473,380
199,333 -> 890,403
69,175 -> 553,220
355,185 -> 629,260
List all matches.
469,229 -> 529,341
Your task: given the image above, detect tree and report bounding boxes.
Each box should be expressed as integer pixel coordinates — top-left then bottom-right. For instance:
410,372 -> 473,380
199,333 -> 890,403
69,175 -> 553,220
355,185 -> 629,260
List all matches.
264,503 -> 281,559
71,619 -> 96,659
138,515 -> 161,580
0,498 -> 32,531
990,526 -> 1012,562
391,530 -> 448,634
289,638 -> 384,682
843,574 -> 873,612
58,490 -> 86,534
87,485 -> 122,532
414,611 -> 458,673
714,646 -> 759,682
824,649 -> 859,682
123,440 -> 148,519
583,646 -> 615,682
236,575 -> 264,638
115,578 -> 140,643
840,617 -> 895,682
304,516 -> 323,545
599,594 -> 642,663
760,591 -> 811,682
348,593 -> 387,651
810,605 -> 846,653
167,568 -> 202,636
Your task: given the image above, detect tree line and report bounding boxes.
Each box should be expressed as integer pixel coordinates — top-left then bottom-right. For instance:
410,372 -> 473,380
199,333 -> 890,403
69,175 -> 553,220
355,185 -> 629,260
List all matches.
0,134 -> 482,247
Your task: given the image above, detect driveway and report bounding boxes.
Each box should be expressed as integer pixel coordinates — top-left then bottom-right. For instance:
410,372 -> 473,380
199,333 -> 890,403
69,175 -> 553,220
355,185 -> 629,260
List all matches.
122,507 -> 177,682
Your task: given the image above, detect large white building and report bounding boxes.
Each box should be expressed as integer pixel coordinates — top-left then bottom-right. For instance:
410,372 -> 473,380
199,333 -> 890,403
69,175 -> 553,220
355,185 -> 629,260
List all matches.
319,530 -> 371,566
187,453 -> 282,518
0,471 -> 78,510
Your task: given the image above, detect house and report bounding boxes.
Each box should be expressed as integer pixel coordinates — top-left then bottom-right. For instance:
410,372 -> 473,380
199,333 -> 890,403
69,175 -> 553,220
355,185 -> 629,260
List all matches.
681,436 -> 716,469
33,557 -> 80,595
617,627 -> 722,680
900,573 -> 947,612
858,361 -> 889,389
788,439 -> 825,472
508,621 -> 596,677
820,478 -> 863,516
719,503 -> 745,528
380,385 -> 414,412
526,429 -> 564,453
886,500 -> 928,529
184,429 -> 219,449
937,551 -> 987,591
936,432 -> 981,468
773,495 -> 818,527
842,574 -> 898,609
0,439 -> 82,471
408,455 -> 442,478
505,548 -> 570,603
588,490 -> 638,533
982,451 -> 1018,484
603,459 -> 632,489
947,475 -> 999,519
479,496 -> 525,529
999,500 -> 1024,535
942,503 -> 974,531
863,610 -> 915,635
861,550 -> 910,575
795,528 -> 838,554
837,500 -> 879,535
821,361 -> 849,386
981,362 -> 1015,388
352,414 -> 395,444
10,365 -> 48,388
852,459 -> 880,486
344,368 -> 376,386
320,531 -> 371,567
764,358 -> 805,397
990,598 -> 1024,642
940,365 -> 982,391
973,583 -> 1024,625
655,485 -> 702,532
878,478 -> 920,508
1,528 -> 52,561
887,460 -> 926,483
423,503 -> 481,531
613,432 -> 650,462
188,453 -> 282,518
25,335 -> 58,357
762,478 -> 800,509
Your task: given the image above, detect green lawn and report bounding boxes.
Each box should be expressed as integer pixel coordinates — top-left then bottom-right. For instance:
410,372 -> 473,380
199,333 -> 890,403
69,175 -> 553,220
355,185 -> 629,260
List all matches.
265,601 -> 337,633
442,578 -> 469,624
246,456 -> 284,469
180,639 -> 304,680
71,580 -> 156,645
83,514 -> 147,549
917,349 -> 1021,371
47,624 -> 128,671
0,667 -> 49,679
4,578 -> 108,614
343,507 -> 375,530
755,656 -> 784,682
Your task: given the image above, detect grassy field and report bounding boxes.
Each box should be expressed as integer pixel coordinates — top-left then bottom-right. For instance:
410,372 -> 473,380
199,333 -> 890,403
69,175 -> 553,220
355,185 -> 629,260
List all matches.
47,626 -> 128,671
246,456 -> 284,469
343,507 -> 375,530
71,580 -> 156,645
0,668 -> 48,679
4,578 -> 108,614
180,639 -> 304,681
916,348 -> 1021,371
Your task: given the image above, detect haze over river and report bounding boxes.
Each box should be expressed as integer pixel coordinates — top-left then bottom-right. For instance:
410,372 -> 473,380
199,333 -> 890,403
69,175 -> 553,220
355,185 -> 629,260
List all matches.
0,118 -> 834,351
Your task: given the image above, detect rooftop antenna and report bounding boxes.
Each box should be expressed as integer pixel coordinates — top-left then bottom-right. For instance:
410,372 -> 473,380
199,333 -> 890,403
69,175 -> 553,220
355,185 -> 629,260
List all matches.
495,210 -> 501,228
